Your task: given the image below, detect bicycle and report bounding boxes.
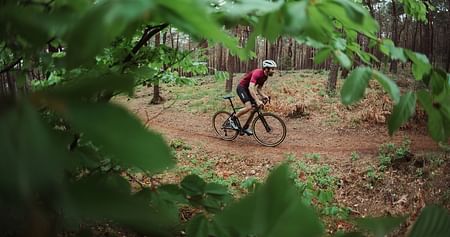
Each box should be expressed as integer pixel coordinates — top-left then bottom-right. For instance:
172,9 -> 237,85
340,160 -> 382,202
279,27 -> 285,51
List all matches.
212,95 -> 287,147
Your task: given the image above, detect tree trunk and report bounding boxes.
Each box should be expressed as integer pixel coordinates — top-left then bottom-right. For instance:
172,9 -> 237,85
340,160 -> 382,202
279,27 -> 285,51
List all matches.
218,45 -> 224,71
390,0 -> 399,73
327,63 -> 339,96
277,37 -> 283,71
151,32 -> 164,104
412,21 -> 419,51
365,0 -> 375,16
225,49 -> 234,92
404,17 -> 410,49
6,72 -> 17,98
288,38 -> 293,70
447,46 -> 450,72
306,47 -> 312,69
169,26 -> 174,48
199,39 -> 209,73
265,39 -> 269,59
176,31 -> 179,51
271,43 -> 276,60
293,41 -> 298,70
0,75 -> 6,97
341,68 -> 349,79
427,2 -> 434,64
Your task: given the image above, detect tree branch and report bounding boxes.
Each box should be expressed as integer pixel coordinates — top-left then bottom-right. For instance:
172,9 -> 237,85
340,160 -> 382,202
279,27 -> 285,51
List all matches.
0,57 -> 23,74
21,0 -> 55,11
121,23 -> 169,65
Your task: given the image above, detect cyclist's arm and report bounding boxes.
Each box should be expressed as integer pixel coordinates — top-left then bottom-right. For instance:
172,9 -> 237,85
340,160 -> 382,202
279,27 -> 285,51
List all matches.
249,82 -> 262,103
257,85 -> 268,98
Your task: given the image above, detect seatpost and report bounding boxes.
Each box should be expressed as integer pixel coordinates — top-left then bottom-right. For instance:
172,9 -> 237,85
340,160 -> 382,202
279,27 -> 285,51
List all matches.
228,98 -> 237,113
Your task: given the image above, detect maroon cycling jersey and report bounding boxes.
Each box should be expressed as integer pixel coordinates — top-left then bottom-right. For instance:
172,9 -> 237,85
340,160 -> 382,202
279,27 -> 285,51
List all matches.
238,69 -> 267,88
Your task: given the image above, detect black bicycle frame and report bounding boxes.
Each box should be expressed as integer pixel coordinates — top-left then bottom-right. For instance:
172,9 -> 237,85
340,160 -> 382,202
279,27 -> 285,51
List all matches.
225,97 -> 272,132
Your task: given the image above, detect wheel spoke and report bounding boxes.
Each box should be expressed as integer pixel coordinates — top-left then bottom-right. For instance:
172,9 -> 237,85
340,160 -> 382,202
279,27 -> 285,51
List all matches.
252,113 -> 286,147
212,111 -> 238,141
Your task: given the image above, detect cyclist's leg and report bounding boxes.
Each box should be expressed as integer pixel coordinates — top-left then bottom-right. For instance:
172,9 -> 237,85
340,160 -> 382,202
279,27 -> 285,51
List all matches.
236,85 -> 254,118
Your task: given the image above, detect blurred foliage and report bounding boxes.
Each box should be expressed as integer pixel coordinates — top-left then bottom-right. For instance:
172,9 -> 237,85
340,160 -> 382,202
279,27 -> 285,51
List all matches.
0,0 -> 449,236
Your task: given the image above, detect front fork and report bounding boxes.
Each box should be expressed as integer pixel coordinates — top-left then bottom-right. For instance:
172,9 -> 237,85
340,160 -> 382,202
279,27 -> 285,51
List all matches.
255,111 -> 272,133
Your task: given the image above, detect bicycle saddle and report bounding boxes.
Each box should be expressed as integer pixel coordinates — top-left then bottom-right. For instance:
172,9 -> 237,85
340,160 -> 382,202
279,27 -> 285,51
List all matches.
223,95 -> 234,99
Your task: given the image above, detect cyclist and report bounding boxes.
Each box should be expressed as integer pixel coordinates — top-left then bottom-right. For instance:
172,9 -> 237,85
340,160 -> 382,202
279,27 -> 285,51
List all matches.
229,59 -> 277,135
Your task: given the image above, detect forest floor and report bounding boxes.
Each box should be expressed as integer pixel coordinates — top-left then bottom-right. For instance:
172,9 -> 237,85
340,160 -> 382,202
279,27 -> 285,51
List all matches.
116,70 -> 450,235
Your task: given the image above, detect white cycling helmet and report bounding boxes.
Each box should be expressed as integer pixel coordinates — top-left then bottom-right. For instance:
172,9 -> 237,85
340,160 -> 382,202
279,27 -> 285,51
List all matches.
262,59 -> 277,68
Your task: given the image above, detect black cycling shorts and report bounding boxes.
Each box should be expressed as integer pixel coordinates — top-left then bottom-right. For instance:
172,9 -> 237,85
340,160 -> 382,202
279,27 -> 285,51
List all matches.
236,84 -> 256,105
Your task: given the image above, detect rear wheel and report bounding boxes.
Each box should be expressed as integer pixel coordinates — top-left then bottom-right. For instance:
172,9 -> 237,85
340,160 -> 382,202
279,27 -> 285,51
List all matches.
212,111 -> 239,141
252,113 -> 286,147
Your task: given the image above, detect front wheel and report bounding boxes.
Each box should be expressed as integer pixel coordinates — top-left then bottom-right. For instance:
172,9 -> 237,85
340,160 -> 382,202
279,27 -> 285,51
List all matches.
212,111 -> 239,141
251,113 -> 286,147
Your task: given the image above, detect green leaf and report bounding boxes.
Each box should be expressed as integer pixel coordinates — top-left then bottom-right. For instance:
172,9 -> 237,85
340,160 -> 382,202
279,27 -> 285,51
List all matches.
156,0 -> 249,59
63,103 -> 173,172
356,216 -> 406,237
205,183 -> 229,196
389,47 -> 407,62
430,69 -> 446,95
215,165 -> 323,237
65,1 -> 156,68
388,92 -> 416,135
341,67 -> 372,105
181,175 -> 207,197
435,85 -> 450,122
409,205 -> 450,237
284,1 -> 308,34
214,71 -> 229,81
333,38 -> 347,51
347,42 -> 375,64
314,48 -> 332,64
65,174 -> 177,235
380,39 -> 407,62
208,219 -> 231,237
417,90 -> 449,142
99,174 -> 132,194
0,102 -> 66,201
334,50 -> 352,69
427,108 -> 447,142
0,6 -> 68,48
201,196 -> 223,213
43,72 -> 134,100
400,0 -> 428,22
157,184 -> 189,204
345,28 -> 358,42
15,71 -> 27,88
306,3 -> 334,42
296,36 -> 327,49
318,0 -> 378,37
187,214 -> 210,237
317,190 -> 333,203
186,214 -> 231,237
417,90 -> 434,114
372,71 -> 400,104
220,0 -> 284,18
258,12 -> 283,43
334,232 -> 365,237
330,0 -> 364,23
404,50 -> 432,80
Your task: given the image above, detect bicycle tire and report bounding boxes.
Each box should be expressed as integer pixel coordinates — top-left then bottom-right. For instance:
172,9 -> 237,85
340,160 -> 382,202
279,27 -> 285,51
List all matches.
251,113 -> 286,147
212,111 -> 239,141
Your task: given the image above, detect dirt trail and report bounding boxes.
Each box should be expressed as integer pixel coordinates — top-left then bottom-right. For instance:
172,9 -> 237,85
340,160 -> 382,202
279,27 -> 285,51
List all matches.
122,96 -> 450,231
137,107 -> 439,162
